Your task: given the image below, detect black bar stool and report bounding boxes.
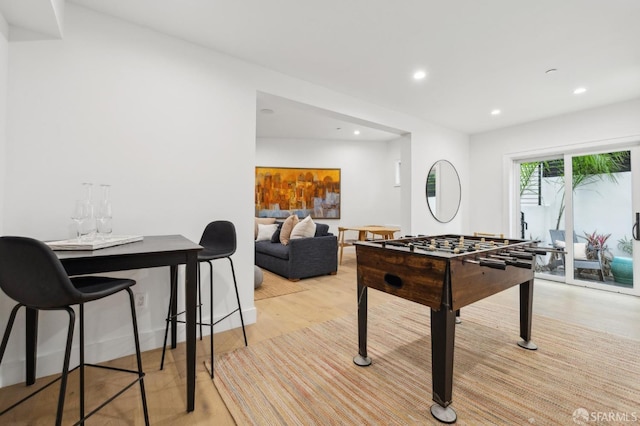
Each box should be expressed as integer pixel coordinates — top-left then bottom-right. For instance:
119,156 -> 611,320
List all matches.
0,236 -> 149,426
160,220 -> 247,377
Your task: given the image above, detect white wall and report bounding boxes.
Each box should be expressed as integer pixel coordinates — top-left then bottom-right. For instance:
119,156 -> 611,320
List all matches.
410,124 -> 469,235
0,4 -> 469,386
389,135 -> 412,233
256,129 -> 467,238
2,4 -> 258,386
251,86 -> 469,238
0,12 -> 7,236
256,137 -> 405,235
469,99 -> 640,237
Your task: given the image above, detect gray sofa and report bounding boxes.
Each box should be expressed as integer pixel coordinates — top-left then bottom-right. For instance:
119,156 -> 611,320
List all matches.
255,223 -> 338,280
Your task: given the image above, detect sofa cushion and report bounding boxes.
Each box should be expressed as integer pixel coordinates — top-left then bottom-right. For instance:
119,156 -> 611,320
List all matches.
254,217 -> 276,239
280,214 -> 299,245
291,215 -> 316,239
255,240 -> 289,260
315,223 -> 329,237
256,223 -> 279,242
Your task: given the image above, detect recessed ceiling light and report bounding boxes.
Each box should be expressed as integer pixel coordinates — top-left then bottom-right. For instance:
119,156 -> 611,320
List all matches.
413,70 -> 427,80
354,130 -> 360,135
573,87 -> 587,95
491,109 -> 501,116
260,108 -> 274,114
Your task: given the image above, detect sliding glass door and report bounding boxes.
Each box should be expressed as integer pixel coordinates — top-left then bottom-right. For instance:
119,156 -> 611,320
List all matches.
519,156 -> 566,281
517,147 -> 639,295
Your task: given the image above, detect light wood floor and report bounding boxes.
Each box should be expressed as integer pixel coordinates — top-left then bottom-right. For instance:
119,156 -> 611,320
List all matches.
1,250 -> 638,425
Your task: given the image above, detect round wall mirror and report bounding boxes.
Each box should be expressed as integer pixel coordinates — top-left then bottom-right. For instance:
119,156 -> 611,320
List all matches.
425,160 -> 461,223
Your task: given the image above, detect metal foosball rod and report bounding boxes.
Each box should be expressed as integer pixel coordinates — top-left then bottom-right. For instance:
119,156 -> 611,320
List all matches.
462,257 -> 507,270
487,254 -> 533,269
520,246 -> 563,256
523,246 -> 565,254
413,243 -> 470,254
462,254 -> 532,270
417,239 -> 474,249
436,238 -> 511,249
418,241 -> 516,254
381,238 -> 562,259
381,240 -> 456,253
429,237 -> 493,247
506,251 -> 535,259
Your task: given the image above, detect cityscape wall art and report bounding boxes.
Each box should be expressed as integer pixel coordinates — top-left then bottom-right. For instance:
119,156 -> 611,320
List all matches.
255,167 -> 341,219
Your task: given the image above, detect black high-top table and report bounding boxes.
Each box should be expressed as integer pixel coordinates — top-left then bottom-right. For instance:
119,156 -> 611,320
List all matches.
25,235 -> 202,412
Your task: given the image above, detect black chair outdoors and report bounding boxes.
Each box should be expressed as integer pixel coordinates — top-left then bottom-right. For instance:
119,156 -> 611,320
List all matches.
0,236 -> 149,426
160,220 -> 247,378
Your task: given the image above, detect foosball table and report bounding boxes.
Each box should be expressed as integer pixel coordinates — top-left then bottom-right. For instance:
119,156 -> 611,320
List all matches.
353,234 -> 550,423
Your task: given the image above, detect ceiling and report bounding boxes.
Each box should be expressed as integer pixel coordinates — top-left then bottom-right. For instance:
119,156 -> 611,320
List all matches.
256,93 -> 406,142
0,0 -> 64,40
14,1 -> 640,139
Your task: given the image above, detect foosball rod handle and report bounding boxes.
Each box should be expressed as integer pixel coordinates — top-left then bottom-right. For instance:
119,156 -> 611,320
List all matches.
465,258 -> 507,270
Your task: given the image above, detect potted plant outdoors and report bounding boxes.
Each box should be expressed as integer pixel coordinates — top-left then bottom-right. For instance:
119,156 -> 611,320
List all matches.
611,236 -> 633,285
582,231 -> 612,277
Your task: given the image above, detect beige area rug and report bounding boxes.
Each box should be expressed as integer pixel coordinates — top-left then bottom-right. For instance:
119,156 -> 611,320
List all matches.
254,269 -> 308,301
212,298 -> 640,425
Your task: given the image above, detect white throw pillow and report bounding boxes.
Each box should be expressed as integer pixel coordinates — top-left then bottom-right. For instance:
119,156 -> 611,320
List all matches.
256,223 -> 279,242
290,215 -> 317,239
254,217 -> 276,239
554,240 -> 566,249
574,242 -> 588,260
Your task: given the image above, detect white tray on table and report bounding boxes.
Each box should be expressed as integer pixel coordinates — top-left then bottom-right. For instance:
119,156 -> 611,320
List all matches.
46,235 -> 143,251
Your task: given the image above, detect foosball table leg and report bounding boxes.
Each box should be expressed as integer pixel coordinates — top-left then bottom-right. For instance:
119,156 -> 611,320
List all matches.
353,283 -> 372,366
430,305 -> 457,423
517,279 -> 538,351
430,404 -> 457,424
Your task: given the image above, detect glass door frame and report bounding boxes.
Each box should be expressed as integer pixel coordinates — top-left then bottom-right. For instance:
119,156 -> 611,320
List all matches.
507,140 -> 640,297
510,154 -> 566,283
